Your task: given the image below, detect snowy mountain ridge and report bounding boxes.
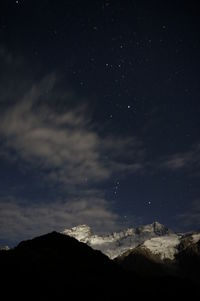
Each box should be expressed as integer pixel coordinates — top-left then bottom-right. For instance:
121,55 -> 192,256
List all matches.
62,222 -> 200,260
62,221 -> 174,259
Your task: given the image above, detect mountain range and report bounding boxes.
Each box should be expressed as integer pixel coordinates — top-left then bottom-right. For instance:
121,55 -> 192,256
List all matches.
1,222 -> 200,299
62,221 -> 200,260
63,222 -> 200,283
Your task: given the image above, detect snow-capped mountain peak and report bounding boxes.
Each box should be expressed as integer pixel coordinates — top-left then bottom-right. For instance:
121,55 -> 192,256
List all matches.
62,224 -> 92,242
136,221 -> 170,236
62,222 -> 172,259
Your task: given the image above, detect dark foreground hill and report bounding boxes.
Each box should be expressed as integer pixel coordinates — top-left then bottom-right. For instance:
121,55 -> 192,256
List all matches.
0,232 -> 199,300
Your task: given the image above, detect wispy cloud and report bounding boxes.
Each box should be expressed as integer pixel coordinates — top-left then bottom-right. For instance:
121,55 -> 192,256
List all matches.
0,49 -> 146,243
0,76 -> 145,193
0,197 -> 121,245
159,144 -> 200,175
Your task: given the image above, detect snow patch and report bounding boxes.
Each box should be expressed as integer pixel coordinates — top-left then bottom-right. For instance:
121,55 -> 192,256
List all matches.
143,235 -> 180,260
62,224 -> 92,242
0,246 -> 10,251
192,233 -> 200,244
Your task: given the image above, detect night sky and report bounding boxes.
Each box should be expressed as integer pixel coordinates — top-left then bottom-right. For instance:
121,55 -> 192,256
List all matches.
1,0 -> 200,246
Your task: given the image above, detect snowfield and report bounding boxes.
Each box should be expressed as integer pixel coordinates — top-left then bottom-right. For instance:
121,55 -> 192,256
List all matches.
142,234 -> 181,260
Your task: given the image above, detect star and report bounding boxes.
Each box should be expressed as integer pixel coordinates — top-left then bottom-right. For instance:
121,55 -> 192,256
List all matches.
127,105 -> 131,109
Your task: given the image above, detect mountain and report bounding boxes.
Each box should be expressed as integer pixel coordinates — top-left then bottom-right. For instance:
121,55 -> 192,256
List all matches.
0,231 -> 136,299
120,231 -> 200,262
115,231 -> 200,284
136,233 -> 181,260
62,222 -> 200,288
62,223 -> 200,263
0,230 -> 199,299
176,233 -> 200,283
62,221 -> 172,258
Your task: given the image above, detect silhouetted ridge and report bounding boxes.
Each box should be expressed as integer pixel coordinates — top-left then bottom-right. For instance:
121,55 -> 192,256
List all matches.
11,231 -> 124,276
0,231 -> 135,300
0,231 -> 199,300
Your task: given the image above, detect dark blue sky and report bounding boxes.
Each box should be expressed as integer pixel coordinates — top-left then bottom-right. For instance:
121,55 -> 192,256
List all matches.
0,0 -> 200,246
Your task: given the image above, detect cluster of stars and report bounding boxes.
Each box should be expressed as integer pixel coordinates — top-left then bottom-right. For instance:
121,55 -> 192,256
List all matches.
113,181 -> 120,196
